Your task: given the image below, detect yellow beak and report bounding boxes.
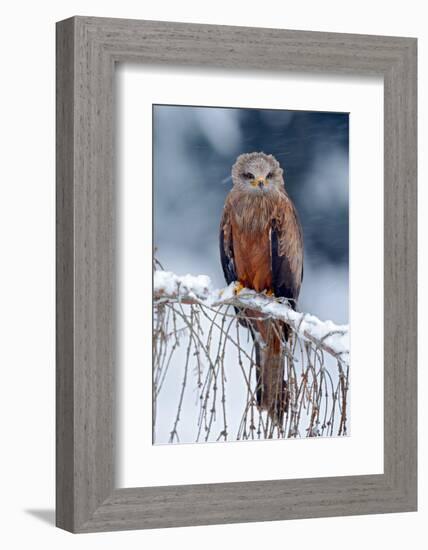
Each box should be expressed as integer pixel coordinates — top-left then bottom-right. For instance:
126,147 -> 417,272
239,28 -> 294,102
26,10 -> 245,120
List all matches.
251,177 -> 267,188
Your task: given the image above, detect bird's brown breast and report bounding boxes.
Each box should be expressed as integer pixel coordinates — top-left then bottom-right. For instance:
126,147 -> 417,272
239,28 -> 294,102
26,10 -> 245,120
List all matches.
229,199 -> 274,293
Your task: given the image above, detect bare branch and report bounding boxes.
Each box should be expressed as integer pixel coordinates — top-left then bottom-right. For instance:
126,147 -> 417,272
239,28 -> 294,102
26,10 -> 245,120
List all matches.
153,269 -> 350,444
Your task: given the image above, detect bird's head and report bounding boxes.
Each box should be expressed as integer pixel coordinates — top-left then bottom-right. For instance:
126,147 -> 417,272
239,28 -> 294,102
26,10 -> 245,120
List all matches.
231,152 -> 284,195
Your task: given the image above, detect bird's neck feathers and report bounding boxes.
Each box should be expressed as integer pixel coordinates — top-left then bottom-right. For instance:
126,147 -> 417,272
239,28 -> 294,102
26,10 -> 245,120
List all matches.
228,187 -> 288,234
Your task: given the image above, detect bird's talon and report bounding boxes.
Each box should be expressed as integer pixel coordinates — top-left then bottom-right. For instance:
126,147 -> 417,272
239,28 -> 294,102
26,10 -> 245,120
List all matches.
234,281 -> 245,294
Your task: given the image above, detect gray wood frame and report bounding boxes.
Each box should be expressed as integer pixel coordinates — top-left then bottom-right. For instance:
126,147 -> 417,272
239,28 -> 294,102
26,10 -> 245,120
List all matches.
56,16 -> 417,533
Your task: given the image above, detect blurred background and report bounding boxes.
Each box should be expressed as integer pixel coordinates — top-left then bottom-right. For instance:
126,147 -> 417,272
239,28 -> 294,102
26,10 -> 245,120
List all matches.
153,104 -> 349,325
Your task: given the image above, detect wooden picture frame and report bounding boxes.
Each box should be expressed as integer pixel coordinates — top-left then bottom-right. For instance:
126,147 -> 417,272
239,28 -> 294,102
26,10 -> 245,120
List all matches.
56,16 -> 417,533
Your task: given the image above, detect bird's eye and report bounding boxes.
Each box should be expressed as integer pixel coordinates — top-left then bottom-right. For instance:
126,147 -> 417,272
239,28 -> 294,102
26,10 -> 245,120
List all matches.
267,171 -> 274,179
242,172 -> 254,180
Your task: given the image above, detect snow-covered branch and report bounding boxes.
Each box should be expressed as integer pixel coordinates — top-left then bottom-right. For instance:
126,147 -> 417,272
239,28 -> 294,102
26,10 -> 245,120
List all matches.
153,268 -> 350,442
154,270 -> 349,364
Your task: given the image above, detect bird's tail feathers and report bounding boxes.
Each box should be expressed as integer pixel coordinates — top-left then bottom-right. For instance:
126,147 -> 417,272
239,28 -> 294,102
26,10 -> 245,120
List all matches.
252,320 -> 290,425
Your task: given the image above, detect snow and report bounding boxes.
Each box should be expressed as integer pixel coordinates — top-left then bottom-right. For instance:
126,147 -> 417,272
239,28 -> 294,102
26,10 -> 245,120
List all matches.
154,270 -> 213,300
154,269 -> 349,362
227,290 -> 349,361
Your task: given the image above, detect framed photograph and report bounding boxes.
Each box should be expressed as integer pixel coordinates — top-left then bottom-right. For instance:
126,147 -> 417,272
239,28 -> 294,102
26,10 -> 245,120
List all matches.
150,103 -> 351,447
56,16 -> 417,532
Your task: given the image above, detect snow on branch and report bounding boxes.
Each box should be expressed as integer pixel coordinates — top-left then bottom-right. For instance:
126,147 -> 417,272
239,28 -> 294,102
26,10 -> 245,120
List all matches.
153,268 -> 350,443
154,270 -> 349,365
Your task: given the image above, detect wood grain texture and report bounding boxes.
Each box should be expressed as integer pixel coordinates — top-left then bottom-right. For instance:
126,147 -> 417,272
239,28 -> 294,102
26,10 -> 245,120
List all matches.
56,18 -> 75,532
56,16 -> 417,533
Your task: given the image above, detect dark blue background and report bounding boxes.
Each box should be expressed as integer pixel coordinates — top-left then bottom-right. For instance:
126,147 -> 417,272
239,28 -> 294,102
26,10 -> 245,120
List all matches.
154,105 -> 349,323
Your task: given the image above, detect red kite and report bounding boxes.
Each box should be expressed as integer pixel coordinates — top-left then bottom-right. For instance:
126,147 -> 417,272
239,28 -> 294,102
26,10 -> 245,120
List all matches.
220,152 -> 304,423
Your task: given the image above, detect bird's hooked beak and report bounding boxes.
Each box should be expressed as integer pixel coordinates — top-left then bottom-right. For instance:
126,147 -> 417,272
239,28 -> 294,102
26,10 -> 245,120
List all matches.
251,177 -> 267,189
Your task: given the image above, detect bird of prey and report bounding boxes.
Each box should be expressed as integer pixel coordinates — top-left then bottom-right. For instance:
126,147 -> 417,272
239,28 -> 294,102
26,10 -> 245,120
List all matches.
219,152 -> 304,424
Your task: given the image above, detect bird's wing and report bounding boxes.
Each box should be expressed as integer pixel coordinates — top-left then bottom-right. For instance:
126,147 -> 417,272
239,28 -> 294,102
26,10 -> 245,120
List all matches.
219,200 -> 237,285
270,197 -> 304,310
